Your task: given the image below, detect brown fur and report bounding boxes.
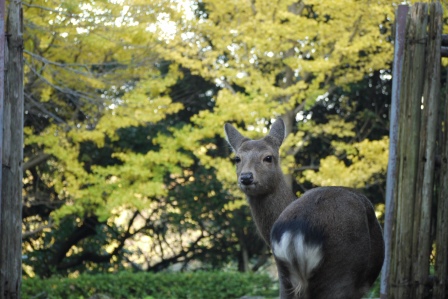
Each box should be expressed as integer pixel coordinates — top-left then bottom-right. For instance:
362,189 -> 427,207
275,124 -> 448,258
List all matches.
224,119 -> 384,299
224,121 -> 296,243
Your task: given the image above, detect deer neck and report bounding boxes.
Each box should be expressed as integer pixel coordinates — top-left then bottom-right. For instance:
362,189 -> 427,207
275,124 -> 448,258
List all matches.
246,178 -> 295,245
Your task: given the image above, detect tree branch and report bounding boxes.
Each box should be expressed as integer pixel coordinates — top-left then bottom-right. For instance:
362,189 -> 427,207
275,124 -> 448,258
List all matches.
23,152 -> 52,171
147,234 -> 205,272
23,223 -> 53,238
53,216 -> 99,265
22,2 -> 82,17
55,211 -> 140,271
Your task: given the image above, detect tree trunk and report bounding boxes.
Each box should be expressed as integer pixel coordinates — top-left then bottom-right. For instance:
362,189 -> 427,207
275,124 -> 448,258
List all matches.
281,110 -> 296,191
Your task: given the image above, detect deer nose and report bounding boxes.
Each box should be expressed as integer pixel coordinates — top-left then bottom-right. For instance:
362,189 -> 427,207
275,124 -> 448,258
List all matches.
240,172 -> 254,185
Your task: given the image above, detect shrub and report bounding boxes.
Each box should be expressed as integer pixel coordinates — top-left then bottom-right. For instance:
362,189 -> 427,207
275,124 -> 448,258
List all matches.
22,271 -> 278,299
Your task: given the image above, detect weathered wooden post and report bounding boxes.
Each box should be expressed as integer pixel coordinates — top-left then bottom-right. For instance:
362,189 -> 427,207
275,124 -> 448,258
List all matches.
0,0 -> 4,207
389,4 -> 428,299
433,68 -> 448,299
413,3 -> 442,298
380,5 -> 408,299
433,35 -> 448,299
384,2 -> 445,299
0,0 -> 24,298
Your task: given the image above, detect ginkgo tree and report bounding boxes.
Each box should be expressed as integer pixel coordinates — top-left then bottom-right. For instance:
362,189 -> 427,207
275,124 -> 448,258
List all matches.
22,0 -> 396,277
22,0 -> 201,276
152,0 -> 393,195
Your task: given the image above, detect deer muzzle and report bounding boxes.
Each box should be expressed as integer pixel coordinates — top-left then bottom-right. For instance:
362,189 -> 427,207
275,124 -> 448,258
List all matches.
240,172 -> 254,185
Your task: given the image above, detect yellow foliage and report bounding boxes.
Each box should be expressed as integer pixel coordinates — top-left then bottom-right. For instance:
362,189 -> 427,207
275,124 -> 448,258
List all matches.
304,137 -> 389,188
24,0 -> 395,225
40,86 -> 52,102
148,0 -> 395,190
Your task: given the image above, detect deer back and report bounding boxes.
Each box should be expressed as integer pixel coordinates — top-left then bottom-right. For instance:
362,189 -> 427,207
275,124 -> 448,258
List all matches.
271,187 -> 384,299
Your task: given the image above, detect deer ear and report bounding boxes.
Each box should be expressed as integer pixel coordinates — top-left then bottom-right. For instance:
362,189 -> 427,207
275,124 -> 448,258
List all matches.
268,118 -> 286,146
224,123 -> 247,152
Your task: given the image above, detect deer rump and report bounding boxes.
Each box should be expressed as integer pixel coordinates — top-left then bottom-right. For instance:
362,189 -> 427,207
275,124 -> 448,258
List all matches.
270,187 -> 384,299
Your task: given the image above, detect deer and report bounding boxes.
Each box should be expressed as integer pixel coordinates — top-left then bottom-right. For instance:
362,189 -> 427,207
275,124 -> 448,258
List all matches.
224,118 -> 384,299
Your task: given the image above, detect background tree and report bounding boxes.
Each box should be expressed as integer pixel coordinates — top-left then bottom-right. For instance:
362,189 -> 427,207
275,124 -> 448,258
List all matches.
22,0 -> 395,277
22,0 -> 191,276
154,0 -> 393,191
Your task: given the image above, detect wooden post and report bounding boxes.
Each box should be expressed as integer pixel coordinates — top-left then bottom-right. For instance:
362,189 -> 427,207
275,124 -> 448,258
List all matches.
413,3 -> 442,298
0,0 -> 23,298
387,3 -> 447,298
389,3 -> 427,299
0,0 -> 4,211
380,5 -> 408,299
433,68 -> 448,299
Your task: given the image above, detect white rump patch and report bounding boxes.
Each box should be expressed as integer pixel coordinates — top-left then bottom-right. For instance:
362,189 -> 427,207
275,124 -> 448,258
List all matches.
294,234 -> 323,277
272,232 -> 323,296
272,232 -> 294,263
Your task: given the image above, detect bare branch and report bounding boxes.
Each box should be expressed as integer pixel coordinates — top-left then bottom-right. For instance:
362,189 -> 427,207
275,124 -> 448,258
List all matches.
25,59 -> 99,104
23,152 -> 52,171
23,223 -> 53,238
22,2 -> 82,17
221,79 -> 236,94
24,49 -> 133,75
25,93 -> 67,124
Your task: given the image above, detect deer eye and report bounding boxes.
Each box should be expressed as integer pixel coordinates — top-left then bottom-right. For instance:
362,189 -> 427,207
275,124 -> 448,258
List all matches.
263,156 -> 273,163
234,156 -> 241,163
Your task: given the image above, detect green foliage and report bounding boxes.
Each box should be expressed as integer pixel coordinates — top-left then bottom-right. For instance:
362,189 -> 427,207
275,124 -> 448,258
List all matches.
22,0 -> 395,277
22,272 -> 277,299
